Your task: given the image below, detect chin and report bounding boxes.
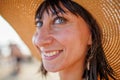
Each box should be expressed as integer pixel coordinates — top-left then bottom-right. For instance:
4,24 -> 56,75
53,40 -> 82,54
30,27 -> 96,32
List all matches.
44,64 -> 65,72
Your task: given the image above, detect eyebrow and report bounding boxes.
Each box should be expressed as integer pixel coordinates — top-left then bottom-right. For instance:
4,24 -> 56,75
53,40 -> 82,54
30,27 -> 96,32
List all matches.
35,9 -> 66,22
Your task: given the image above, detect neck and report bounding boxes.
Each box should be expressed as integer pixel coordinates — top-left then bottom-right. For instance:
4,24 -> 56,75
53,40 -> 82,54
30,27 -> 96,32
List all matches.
59,59 -> 85,80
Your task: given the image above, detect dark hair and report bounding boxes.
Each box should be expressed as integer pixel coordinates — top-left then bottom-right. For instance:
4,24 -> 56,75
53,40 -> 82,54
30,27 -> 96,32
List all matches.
35,0 -> 116,80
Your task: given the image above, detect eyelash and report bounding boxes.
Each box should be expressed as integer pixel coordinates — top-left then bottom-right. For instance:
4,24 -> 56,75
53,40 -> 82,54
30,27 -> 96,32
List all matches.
36,21 -> 43,28
35,17 -> 67,28
53,17 -> 67,24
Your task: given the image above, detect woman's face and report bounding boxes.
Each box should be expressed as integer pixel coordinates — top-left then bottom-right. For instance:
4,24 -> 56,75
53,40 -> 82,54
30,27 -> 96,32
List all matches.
33,6 -> 92,72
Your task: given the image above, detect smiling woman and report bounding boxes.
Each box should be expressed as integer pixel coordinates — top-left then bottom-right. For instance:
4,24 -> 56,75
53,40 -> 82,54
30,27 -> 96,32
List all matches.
0,0 -> 119,80
32,0 -> 119,80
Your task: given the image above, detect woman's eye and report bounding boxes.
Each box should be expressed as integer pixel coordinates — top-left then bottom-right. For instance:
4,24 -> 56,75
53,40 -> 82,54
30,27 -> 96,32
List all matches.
54,17 -> 66,24
36,21 -> 43,28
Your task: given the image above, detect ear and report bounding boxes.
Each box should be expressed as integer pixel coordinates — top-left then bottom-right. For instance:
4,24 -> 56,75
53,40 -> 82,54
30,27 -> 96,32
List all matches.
88,34 -> 92,45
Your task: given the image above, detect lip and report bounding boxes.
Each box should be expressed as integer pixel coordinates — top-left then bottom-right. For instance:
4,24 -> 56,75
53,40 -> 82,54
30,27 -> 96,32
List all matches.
42,50 -> 63,60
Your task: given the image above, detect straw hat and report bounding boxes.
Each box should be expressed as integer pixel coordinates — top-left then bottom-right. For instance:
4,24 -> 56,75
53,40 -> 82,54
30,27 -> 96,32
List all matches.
0,0 -> 119,79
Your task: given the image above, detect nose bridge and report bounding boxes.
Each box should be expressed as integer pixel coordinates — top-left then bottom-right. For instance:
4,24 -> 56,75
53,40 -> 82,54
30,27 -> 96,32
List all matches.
39,26 -> 49,39
36,26 -> 53,47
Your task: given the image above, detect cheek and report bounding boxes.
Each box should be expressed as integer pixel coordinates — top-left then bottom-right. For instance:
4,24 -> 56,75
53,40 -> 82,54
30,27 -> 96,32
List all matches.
54,27 -> 90,54
53,28 -> 82,58
53,29 -> 74,45
53,29 -> 88,67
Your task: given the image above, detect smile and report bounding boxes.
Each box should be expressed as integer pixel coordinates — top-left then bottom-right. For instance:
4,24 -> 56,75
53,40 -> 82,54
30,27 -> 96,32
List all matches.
43,50 -> 59,57
42,50 -> 63,60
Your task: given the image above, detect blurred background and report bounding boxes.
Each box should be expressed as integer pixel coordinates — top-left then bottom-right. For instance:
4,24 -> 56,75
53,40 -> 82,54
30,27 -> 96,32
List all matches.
0,15 -> 59,80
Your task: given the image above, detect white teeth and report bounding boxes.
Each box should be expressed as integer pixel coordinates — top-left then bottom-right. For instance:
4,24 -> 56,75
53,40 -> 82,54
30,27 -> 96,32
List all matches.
43,50 -> 59,57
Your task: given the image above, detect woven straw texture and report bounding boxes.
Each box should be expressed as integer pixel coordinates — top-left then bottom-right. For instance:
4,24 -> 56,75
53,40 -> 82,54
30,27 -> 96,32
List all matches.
0,0 -> 120,79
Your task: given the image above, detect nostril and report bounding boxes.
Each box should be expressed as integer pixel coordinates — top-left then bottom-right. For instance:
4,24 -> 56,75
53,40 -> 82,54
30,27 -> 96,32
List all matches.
34,35 -> 54,48
45,37 -> 53,43
32,28 -> 54,47
40,37 -> 54,46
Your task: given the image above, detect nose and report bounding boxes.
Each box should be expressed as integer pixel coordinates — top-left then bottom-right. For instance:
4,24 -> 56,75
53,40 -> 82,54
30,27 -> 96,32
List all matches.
33,28 -> 53,48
